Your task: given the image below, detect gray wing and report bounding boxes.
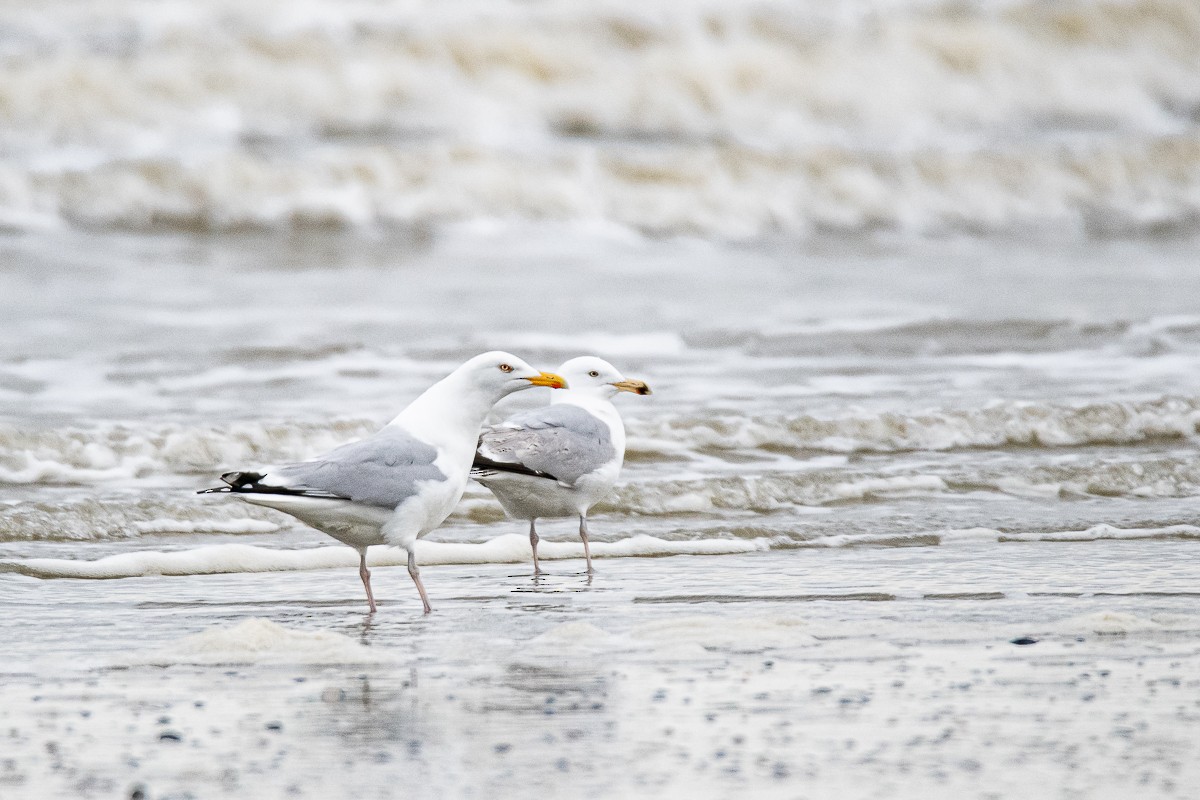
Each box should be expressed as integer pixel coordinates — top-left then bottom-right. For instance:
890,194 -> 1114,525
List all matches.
474,404 -> 615,486
266,427 -> 445,508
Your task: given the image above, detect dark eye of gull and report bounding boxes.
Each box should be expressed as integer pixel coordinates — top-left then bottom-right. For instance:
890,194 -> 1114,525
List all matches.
498,364 -> 514,373
588,370 -> 600,377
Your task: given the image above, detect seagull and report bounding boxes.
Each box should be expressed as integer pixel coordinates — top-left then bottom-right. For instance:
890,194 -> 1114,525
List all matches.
471,356 -> 651,575
198,352 -> 565,613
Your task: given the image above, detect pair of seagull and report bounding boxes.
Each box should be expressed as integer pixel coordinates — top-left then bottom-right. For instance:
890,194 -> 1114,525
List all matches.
199,352 -> 650,613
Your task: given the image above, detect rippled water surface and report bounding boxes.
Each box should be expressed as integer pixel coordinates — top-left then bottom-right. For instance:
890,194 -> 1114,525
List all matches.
4,229 -> 1200,798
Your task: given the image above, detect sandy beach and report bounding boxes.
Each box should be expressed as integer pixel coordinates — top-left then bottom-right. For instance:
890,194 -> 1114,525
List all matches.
4,542 -> 1199,799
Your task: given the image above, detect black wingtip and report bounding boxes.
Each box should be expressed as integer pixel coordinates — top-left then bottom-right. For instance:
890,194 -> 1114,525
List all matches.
199,471 -> 339,500
198,471 -> 267,495
222,471 -> 267,488
471,453 -> 559,482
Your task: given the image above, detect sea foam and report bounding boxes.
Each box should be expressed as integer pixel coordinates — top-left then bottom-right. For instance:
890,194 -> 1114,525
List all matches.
0,0 -> 1196,238
0,534 -> 769,579
117,618 -> 395,667
6,396 -> 1198,491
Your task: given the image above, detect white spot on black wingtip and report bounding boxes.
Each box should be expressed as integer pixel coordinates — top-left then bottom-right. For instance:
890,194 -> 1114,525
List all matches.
221,471 -> 266,488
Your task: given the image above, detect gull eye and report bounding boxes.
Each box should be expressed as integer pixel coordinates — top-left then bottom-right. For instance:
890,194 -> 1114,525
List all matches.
587,370 -> 600,378
498,363 -> 514,373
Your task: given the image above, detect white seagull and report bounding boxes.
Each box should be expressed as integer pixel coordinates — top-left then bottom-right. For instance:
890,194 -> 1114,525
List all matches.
471,356 -> 651,575
199,352 -> 565,613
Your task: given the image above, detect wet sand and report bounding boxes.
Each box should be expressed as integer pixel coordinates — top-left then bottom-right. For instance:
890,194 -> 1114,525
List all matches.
4,542 -> 1198,799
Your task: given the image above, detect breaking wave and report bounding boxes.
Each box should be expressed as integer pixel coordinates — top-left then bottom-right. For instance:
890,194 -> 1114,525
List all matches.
0,0 -> 1197,238
4,397 -> 1200,493
3,524 -> 1193,580
6,450 -> 1200,543
0,534 -> 768,579
0,495 -> 285,542
633,396 -> 1200,456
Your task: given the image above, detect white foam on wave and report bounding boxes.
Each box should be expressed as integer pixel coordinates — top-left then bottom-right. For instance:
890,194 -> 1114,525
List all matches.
0,494 -> 291,543
1000,523 -> 1200,543
635,396 -> 1200,456
0,1 -> 1197,237
0,419 -> 380,486
131,518 -> 282,535
795,529 -> 982,549
7,396 -> 1200,492
115,618 -> 394,667
779,523 -> 1200,549
609,472 -> 951,515
0,534 -> 768,580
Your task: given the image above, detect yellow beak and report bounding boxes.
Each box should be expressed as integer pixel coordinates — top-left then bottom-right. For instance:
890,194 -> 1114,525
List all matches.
525,371 -> 567,389
612,379 -> 652,396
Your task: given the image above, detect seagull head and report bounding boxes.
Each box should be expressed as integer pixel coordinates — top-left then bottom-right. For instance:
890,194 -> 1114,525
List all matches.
457,351 -> 567,401
556,356 -> 652,399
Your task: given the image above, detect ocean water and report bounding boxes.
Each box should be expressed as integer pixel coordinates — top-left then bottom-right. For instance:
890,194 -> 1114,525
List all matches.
3,1 -> 1200,798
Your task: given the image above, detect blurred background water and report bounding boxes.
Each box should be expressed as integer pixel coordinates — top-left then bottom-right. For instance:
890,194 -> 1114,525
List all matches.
3,0 -> 1200,561
0,0 -> 1197,237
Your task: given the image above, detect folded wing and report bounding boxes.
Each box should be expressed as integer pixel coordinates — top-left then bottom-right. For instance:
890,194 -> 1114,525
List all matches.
202,427 -> 446,509
473,405 -> 615,486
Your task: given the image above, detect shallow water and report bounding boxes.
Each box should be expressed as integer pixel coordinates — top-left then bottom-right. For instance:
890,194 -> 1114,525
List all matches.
3,544 -> 1199,799
5,230 -> 1200,799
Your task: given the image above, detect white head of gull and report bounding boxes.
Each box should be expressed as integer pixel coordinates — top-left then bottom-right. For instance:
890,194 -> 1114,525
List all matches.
471,355 -> 651,575
199,351 -> 566,613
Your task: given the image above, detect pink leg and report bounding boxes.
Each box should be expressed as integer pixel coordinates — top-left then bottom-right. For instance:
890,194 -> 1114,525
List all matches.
358,548 -> 377,613
579,514 -> 594,574
408,549 -> 432,614
529,519 -> 543,576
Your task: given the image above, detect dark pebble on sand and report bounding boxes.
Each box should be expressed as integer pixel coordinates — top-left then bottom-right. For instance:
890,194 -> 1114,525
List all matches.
494,743 -> 512,754
265,722 -> 283,731
158,731 -> 182,743
1010,637 -> 1039,646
